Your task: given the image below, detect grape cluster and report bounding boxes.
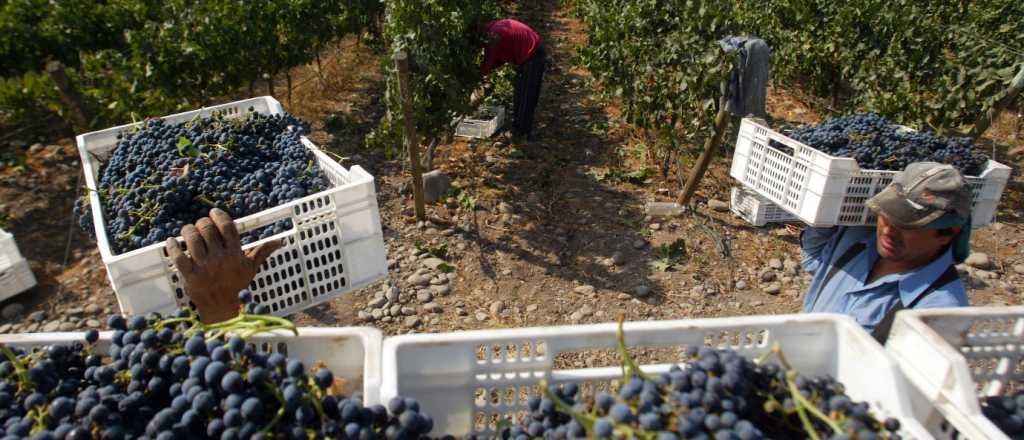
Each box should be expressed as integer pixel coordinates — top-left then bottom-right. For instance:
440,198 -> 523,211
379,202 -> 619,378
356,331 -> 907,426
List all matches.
75,108 -> 329,254
981,391 -> 1024,437
0,294 -> 435,440
776,113 -> 988,176
498,345 -> 902,440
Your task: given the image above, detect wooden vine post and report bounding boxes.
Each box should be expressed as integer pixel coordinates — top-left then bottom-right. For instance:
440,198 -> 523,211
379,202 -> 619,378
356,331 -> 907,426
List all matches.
676,84 -> 731,208
45,60 -> 90,132
394,49 -> 426,221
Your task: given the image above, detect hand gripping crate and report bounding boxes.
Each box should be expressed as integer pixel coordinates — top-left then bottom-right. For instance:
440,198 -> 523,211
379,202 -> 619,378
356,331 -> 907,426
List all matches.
0,327 -> 384,403
76,97 -> 388,317
730,186 -> 798,226
380,314 -> 931,439
455,106 -> 506,139
729,118 -> 1011,228
886,306 -> 1024,439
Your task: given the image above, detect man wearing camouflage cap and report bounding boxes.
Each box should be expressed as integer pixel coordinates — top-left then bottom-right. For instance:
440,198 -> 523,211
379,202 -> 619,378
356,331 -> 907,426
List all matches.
800,162 -> 973,342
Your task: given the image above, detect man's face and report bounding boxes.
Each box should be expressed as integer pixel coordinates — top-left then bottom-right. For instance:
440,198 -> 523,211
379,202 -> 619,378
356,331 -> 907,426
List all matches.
875,214 -> 955,264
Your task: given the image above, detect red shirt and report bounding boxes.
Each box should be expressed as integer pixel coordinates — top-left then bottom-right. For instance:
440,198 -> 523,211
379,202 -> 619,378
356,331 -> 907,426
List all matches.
480,19 -> 540,75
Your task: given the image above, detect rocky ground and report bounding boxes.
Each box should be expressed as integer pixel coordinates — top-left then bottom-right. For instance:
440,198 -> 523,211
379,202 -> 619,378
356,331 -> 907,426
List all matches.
0,0 -> 1022,337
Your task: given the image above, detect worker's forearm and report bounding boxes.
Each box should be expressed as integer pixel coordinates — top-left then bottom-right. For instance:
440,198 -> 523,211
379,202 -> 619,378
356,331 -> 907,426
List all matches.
800,226 -> 839,275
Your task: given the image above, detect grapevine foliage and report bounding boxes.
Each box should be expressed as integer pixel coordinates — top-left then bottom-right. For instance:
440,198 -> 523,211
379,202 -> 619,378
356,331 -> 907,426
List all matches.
574,0 -> 737,155
0,0 -> 383,129
744,0 -> 1024,134
573,0 -> 1024,152
367,0 -> 504,157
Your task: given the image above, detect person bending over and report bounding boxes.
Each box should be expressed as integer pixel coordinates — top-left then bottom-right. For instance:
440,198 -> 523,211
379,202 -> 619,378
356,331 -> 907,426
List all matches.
479,18 -> 546,141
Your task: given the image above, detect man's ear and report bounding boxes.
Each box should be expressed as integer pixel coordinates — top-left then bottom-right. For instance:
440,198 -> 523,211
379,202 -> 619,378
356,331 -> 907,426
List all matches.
939,225 -> 963,245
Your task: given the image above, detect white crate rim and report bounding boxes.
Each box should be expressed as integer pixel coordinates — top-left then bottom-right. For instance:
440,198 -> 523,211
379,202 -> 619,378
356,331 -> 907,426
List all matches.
887,306 -> 1024,440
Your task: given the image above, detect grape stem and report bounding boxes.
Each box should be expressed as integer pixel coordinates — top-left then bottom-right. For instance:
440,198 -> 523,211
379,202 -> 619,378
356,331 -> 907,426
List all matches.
0,345 -> 33,393
260,382 -> 287,434
615,316 -> 656,383
26,408 -> 46,435
305,378 -> 329,427
786,370 -> 822,440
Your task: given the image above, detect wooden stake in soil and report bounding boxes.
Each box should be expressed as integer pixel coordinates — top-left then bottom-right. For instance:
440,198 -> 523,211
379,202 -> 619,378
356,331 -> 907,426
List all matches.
395,49 -> 426,221
677,95 -> 730,208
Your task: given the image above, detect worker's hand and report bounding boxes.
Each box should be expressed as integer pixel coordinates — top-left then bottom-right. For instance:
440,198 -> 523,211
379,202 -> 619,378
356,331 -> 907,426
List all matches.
166,208 -> 284,324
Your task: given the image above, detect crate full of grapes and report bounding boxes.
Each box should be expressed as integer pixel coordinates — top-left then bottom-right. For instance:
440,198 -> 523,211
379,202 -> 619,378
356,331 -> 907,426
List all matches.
730,115 -> 1011,228
381,314 -> 933,439
887,306 -> 1024,440
454,106 -> 506,139
76,96 -> 387,317
0,312 -> 388,436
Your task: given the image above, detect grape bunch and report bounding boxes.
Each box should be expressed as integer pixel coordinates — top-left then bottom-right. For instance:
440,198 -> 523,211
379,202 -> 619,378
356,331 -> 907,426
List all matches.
0,294 -> 436,440
497,326 -> 903,440
981,391 -> 1024,437
777,113 -> 988,176
76,108 -> 330,254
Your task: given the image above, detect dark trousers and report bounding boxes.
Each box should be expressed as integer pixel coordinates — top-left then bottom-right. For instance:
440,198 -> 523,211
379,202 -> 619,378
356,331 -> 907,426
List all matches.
512,44 -> 545,138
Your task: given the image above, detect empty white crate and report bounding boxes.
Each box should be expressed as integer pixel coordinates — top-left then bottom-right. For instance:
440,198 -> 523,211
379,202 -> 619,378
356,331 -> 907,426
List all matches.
0,228 -> 36,301
730,186 -> 798,226
887,307 -> 1024,440
0,227 -> 24,270
0,327 -> 383,403
76,97 -> 388,317
381,314 -> 931,438
455,106 -> 506,139
0,260 -> 36,302
730,118 -> 1011,228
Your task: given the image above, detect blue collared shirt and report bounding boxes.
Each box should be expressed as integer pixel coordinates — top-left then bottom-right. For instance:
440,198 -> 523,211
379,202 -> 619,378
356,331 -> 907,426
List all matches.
800,226 -> 968,330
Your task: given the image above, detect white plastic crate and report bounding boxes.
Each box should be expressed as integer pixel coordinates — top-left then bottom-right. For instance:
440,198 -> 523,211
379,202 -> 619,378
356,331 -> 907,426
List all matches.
455,106 -> 506,139
730,186 -> 798,226
730,118 -> 1011,228
76,97 -> 388,317
0,260 -> 36,302
0,227 -> 24,270
0,327 -> 383,403
380,314 -> 931,438
887,307 -> 1024,440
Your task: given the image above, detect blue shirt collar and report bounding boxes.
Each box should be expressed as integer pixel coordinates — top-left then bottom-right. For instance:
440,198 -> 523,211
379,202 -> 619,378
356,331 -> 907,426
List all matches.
862,236 -> 956,305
